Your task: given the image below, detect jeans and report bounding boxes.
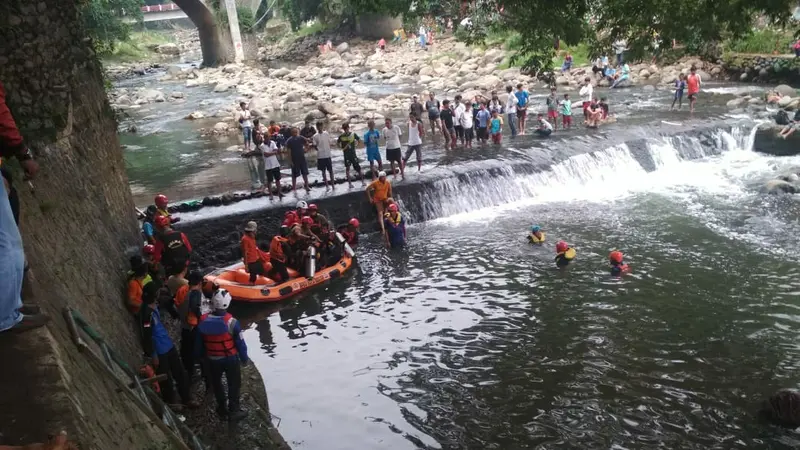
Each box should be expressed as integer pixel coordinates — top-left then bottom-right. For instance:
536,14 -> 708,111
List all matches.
246,156 -> 265,190
209,359 -> 242,412
0,179 -> 23,331
242,126 -> 252,146
179,328 -> 197,378
507,113 -> 517,137
156,347 -> 191,404
616,53 -> 624,66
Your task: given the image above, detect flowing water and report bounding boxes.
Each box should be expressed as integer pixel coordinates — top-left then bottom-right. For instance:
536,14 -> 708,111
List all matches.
234,124 -> 800,449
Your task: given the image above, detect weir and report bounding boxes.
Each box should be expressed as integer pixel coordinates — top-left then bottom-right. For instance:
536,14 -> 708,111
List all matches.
174,121 -> 761,270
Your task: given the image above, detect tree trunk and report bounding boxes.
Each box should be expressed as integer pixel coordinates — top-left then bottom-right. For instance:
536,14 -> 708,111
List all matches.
0,1 -> 169,447
174,0 -> 229,67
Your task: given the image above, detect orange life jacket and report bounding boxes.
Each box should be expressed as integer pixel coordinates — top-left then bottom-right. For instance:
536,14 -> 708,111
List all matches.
174,285 -> 199,328
200,313 -> 238,357
270,236 -> 288,262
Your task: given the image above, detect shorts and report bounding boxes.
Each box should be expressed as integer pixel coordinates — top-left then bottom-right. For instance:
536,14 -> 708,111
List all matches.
477,127 -> 488,140
491,132 -> 502,144
454,125 -> 464,139
386,147 -> 402,163
404,144 -> 421,162
428,114 -> 440,121
266,167 -> 281,183
562,115 -> 572,126
688,92 -> 698,100
380,44 -> 386,51
317,157 -> 332,172
547,110 -> 558,120
464,127 -> 474,141
367,147 -> 382,163
674,90 -> 684,99
291,159 -> 309,177
535,128 -> 552,137
343,149 -> 361,171
518,108 -> 527,119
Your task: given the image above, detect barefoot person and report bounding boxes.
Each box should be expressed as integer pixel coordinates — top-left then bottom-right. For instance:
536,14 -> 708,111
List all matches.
312,122 -> 335,190
686,66 -> 702,113
366,171 -> 392,231
382,118 -> 404,180
363,120 -> 383,178
515,83 -> 530,134
286,128 -> 311,192
337,123 -> 366,188
260,135 -> 283,200
404,113 -> 426,172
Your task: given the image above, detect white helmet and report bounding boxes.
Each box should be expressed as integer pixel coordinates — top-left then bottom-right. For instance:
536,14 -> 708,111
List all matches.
212,289 -> 232,310
378,171 -> 387,178
296,200 -> 308,209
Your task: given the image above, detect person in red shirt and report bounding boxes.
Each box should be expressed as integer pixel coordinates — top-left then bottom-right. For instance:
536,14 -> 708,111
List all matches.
153,215 -> 192,276
686,66 -> 702,113
0,81 -> 49,333
240,221 -> 267,284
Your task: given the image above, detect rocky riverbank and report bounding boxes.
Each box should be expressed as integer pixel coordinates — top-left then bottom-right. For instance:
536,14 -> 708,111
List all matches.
722,53 -> 800,84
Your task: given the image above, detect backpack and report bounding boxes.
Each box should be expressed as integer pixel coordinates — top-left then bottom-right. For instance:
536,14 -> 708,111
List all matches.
775,110 -> 790,126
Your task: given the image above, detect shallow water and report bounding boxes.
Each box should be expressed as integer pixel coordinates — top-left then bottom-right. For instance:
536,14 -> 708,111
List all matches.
229,128 -> 800,450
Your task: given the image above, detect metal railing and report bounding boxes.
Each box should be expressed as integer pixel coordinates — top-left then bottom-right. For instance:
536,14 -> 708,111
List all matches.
63,307 -> 205,450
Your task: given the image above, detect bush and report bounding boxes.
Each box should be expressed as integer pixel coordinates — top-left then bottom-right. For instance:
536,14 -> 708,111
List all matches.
725,28 -> 796,54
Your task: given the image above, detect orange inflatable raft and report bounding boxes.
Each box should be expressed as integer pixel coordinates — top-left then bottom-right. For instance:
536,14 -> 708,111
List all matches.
203,255 -> 354,303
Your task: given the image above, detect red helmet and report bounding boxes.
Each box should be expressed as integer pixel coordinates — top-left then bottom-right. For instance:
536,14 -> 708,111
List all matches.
556,241 -> 568,253
154,194 -> 168,208
154,215 -> 170,229
388,203 -> 399,213
349,218 -> 360,227
309,204 -> 318,211
301,216 -> 314,226
284,211 -> 299,225
143,244 -> 155,255
609,251 -> 623,264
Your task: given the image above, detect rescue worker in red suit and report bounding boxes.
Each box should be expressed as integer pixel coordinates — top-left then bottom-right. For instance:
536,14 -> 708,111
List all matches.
196,289 -> 249,422
153,194 -> 180,225
0,81 -> 48,333
609,251 -> 630,276
336,218 -> 360,246
153,215 -> 192,276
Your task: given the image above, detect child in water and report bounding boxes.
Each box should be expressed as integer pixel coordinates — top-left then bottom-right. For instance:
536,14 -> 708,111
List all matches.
554,240 -> 576,268
609,251 -> 630,276
527,225 -> 545,244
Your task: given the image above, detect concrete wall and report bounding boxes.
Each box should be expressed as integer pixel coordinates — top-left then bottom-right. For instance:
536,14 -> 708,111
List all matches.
355,14 -> 402,39
219,27 -> 260,62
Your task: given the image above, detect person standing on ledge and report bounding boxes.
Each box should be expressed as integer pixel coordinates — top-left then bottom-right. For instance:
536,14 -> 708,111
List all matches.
404,113 -> 426,172
382,118 -> 404,180
337,123 -> 366,188
686,66 -> 702,114
363,120 -> 384,179
286,127 -> 311,192
505,85 -> 519,138
312,122 -> 335,190
238,101 -> 253,153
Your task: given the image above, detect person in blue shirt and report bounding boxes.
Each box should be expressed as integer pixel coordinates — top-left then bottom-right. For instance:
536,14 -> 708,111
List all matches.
671,73 -> 686,110
383,203 -> 406,249
196,289 -> 249,422
141,205 -> 157,244
139,282 -> 198,409
475,103 -> 491,144
514,83 -> 530,134
363,120 -> 383,179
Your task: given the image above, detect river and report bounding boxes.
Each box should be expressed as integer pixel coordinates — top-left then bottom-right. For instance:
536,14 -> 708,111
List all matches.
120,71 -> 800,448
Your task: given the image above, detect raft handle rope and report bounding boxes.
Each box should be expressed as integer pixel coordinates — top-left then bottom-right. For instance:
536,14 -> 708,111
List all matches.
63,307 -> 205,450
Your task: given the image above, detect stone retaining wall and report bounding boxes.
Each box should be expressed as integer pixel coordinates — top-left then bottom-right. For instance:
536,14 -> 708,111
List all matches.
722,54 -> 800,84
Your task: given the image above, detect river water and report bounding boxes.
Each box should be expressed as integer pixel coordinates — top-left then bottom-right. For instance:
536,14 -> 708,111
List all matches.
119,72 -> 800,448
224,123 -> 800,449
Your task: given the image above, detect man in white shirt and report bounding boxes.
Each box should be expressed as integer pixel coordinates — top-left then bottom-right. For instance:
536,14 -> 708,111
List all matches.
453,94 -> 466,146
261,138 -> 282,200
534,113 -> 553,137
311,121 -> 335,190
460,99 -> 474,148
504,85 -> 519,138
382,118 -> 404,180
613,39 -> 627,67
579,77 -> 594,122
404,113 -> 425,172
237,102 -> 253,152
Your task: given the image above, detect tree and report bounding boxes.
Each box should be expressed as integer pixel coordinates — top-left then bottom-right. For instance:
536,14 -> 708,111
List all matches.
281,0 -> 412,31
173,0 -> 228,66
81,0 -> 144,54
0,0 -> 170,447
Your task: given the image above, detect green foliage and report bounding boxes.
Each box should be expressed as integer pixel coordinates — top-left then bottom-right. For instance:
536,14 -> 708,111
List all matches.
281,0 -> 412,31
102,31 -> 173,63
81,0 -> 144,55
725,28 -> 797,54
208,0 -> 257,33
296,20 -> 327,37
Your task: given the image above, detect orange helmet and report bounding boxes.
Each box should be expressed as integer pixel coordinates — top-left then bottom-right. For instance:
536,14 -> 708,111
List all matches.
154,215 -> 170,229
555,241 -> 568,253
154,194 -> 168,209
609,251 -> 624,264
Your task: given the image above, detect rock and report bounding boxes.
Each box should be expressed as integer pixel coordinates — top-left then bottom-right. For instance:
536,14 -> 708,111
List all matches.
352,85 -> 370,95
336,42 -> 349,53
556,76 -> 570,86
740,73 -> 749,81
775,84 -> 797,97
387,75 -> 407,84
331,67 -> 347,79
726,98 -> 746,109
156,43 -> 180,55
483,49 -> 505,64
272,68 -> 291,78
285,92 -> 301,102
305,110 -> 326,121
759,68 -> 769,78
222,63 -> 239,74
166,65 -> 182,76
711,67 -> 722,76
787,99 -> 800,111
213,82 -> 232,92
763,179 -> 800,195
639,69 -> 651,78
643,84 -> 655,92
170,91 -> 185,99
322,77 -> 336,86
138,88 -> 162,102
116,94 -> 132,106
419,66 -> 434,76
318,102 -> 348,119
126,124 -> 137,133
597,78 -> 610,87
778,96 -> 794,108
185,111 -> 205,120
747,97 -> 763,105
213,122 -> 229,131
649,65 -> 659,74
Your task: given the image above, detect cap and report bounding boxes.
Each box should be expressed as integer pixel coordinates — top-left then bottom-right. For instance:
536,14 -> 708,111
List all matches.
244,221 -> 257,232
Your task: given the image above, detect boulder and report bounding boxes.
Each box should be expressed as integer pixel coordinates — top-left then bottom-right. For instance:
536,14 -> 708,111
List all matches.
739,73 -> 749,82
787,99 -> 800,111
556,76 -> 570,86
726,98 -> 746,109
711,67 -> 722,76
419,66 -> 434,76
222,63 -> 239,74
213,82 -> 233,93
116,94 -> 132,106
759,68 -> 769,78
166,65 -> 182,76
170,91 -> 185,99
213,122 -> 229,131
248,97 -> 272,116
285,92 -> 302,102
763,179 -> 800,195
322,78 -> 336,86
775,84 -> 797,97
747,97 -> 763,105
318,102 -> 348,118
649,65 -> 659,75
352,85 -> 370,95
331,67 -> 347,79
336,42 -> 349,53
185,111 -> 205,120
156,43 -> 180,55
483,49 -> 505,64
642,84 -> 655,92
272,68 -> 291,78
639,69 -> 651,78
778,96 -> 794,108
305,110 -> 326,121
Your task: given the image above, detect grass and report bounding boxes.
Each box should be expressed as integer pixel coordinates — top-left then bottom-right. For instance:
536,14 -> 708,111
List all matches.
296,20 -> 327,38
103,31 -> 174,63
724,28 -> 796,54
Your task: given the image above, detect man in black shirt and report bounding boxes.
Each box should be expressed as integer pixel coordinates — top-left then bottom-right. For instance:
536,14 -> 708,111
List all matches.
439,99 -> 456,150
409,95 -> 424,123
300,120 -> 317,140
285,128 -> 311,192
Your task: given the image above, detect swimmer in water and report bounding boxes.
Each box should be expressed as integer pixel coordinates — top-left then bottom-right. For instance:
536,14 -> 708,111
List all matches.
554,240 -> 576,268
527,225 -> 545,244
609,251 -> 630,276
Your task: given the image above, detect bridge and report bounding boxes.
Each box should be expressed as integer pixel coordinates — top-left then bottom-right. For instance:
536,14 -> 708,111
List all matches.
123,3 -> 188,23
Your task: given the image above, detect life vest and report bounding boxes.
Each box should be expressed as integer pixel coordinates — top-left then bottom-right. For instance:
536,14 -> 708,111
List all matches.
200,313 -> 238,357
156,208 -> 171,219
175,286 -> 199,328
161,231 -> 189,266
270,236 -> 288,262
127,272 -> 153,313
610,263 -> 629,276
384,212 -> 402,226
528,231 -> 546,244
555,248 -> 577,267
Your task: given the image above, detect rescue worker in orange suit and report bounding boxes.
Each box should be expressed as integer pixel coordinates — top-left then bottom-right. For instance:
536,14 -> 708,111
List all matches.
241,221 -> 268,284
154,194 -> 180,225
268,226 -> 291,283
174,270 -> 204,377
337,218 -> 360,246
140,282 -> 199,409
196,289 -> 249,422
127,255 -> 153,314
609,251 -> 631,276
366,171 -> 392,231
308,204 -> 329,235
154,215 -> 192,276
